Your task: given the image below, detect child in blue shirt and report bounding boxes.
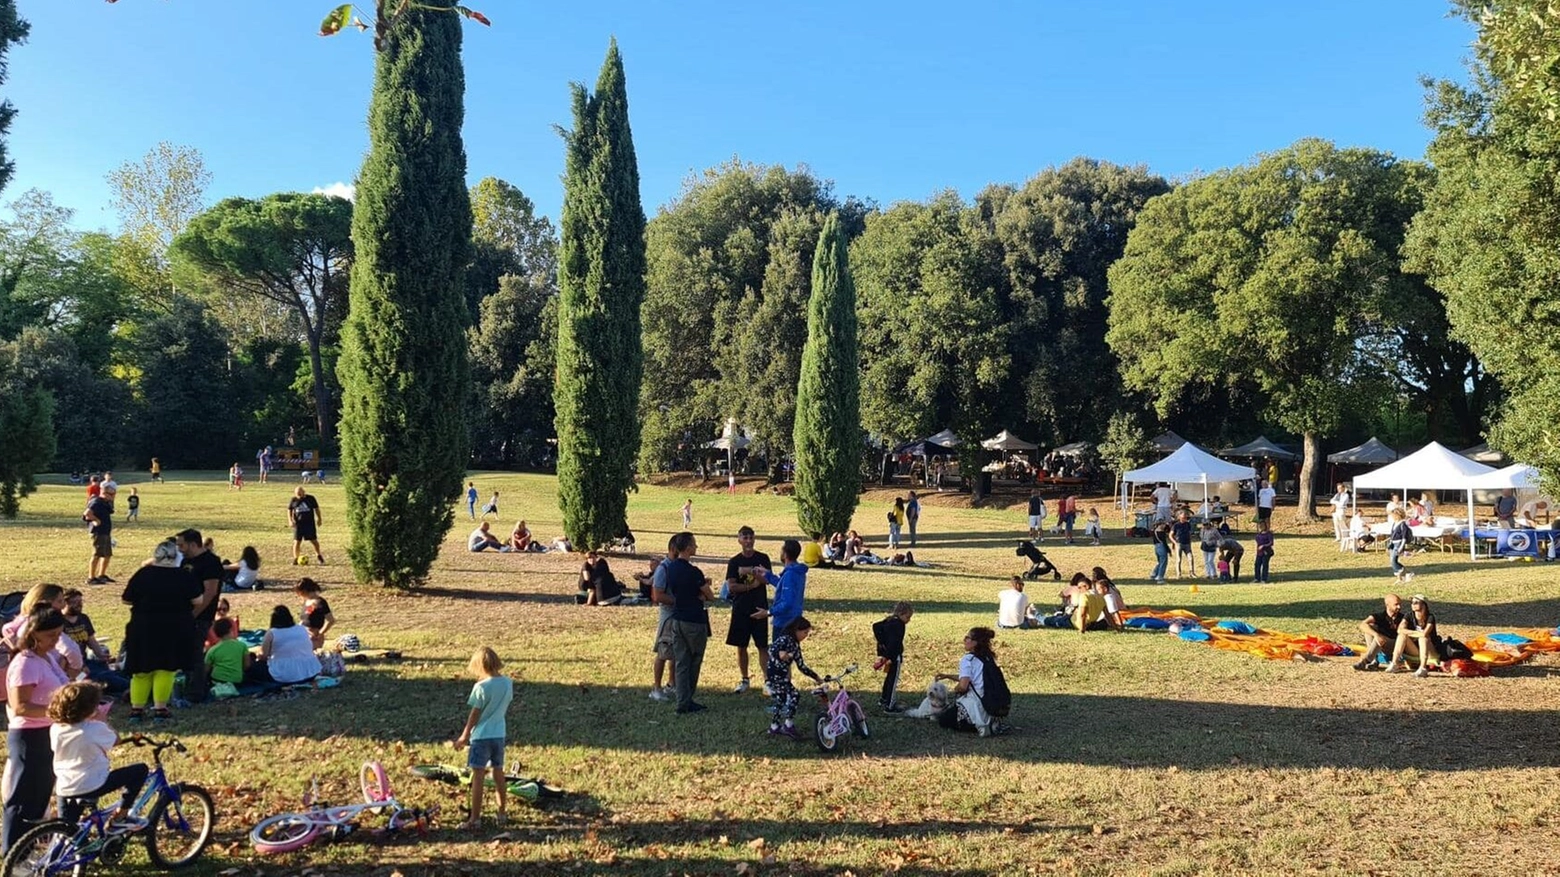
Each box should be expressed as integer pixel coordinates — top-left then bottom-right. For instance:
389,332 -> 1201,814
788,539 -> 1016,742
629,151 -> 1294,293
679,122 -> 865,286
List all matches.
453,647 -> 513,830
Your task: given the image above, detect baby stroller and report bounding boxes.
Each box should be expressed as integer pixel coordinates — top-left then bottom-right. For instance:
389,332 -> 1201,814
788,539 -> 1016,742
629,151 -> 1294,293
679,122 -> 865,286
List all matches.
1016,541 -> 1061,581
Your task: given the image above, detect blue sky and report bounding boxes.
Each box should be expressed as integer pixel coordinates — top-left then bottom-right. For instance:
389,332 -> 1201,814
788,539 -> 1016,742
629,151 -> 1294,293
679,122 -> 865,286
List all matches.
5,1 -> 1475,229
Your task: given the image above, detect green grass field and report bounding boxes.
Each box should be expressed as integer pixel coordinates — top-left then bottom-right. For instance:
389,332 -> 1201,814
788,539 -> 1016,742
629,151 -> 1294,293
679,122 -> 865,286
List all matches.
2,471 -> 1557,876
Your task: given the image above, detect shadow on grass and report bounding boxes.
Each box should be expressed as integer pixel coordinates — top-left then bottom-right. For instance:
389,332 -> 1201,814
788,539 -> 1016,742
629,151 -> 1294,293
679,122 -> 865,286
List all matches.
179,670 -> 1560,772
416,586 -> 581,605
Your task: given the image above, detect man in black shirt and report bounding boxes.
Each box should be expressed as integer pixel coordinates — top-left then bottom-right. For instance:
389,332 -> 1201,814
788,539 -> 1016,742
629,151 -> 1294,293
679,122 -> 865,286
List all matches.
724,526 -> 771,694
289,486 -> 325,565
85,486 -> 115,585
177,528 -> 224,702
1353,593 -> 1404,671
664,531 -> 713,714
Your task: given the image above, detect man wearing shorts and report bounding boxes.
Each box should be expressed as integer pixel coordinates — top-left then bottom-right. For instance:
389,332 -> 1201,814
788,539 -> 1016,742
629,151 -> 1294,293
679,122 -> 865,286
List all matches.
288,486 -> 324,565
724,526 -> 772,694
1026,490 -> 1047,541
85,485 -> 115,585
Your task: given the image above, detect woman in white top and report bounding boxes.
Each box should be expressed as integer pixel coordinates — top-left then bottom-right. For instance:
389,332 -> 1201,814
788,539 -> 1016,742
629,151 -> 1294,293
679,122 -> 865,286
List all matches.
934,627 -> 1000,737
224,546 -> 262,590
259,606 -> 321,684
1329,484 -> 1350,547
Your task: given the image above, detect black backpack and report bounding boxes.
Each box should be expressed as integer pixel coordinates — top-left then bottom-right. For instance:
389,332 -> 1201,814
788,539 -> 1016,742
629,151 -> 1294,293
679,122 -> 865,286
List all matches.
978,655 -> 1011,718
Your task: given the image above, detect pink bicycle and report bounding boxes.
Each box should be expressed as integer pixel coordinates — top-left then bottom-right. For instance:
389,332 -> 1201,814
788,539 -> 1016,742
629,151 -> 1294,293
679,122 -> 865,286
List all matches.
812,664 -> 870,753
249,762 -> 434,854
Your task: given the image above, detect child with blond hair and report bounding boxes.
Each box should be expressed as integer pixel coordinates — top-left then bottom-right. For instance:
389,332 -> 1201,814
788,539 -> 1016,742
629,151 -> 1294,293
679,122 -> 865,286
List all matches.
453,647 -> 513,830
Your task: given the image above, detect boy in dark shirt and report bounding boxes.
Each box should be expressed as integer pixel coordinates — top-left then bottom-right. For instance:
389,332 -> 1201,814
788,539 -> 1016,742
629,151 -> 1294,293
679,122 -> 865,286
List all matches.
1353,594 -> 1405,671
872,602 -> 914,712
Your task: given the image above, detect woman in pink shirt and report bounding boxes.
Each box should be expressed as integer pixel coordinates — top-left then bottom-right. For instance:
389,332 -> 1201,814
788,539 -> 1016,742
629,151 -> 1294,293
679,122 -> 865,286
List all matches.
4,608 -> 70,853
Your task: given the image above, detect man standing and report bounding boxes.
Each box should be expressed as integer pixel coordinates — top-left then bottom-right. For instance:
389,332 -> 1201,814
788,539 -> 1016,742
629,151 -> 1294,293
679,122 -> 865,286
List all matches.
257,446 -> 272,484
1151,483 -> 1174,522
1061,494 -> 1078,545
289,486 -> 325,565
1026,490 -> 1047,541
177,528 -> 224,703
1352,594 -> 1404,670
1256,480 -> 1276,525
724,526 -> 771,694
664,531 -> 713,714
84,485 -> 115,585
1495,489 -> 1518,529
905,491 -> 921,547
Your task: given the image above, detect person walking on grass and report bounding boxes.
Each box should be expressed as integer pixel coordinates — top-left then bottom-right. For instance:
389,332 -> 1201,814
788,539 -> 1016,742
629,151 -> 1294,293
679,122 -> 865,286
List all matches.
481,491 -> 500,520
664,532 -> 714,714
873,602 -> 914,711
905,491 -> 921,547
84,485 -> 115,585
682,498 -> 693,529
288,486 -> 324,565
724,526 -> 771,695
453,647 -> 513,830
466,482 -> 479,521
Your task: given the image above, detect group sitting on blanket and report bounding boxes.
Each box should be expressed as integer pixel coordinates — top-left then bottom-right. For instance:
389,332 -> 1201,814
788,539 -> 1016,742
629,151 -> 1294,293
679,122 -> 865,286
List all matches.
997,568 -> 1123,632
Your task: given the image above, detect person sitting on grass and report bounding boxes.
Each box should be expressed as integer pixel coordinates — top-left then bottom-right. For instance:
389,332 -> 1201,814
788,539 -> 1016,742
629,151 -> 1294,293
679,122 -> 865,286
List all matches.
223,546 -> 262,591
48,682 -> 149,830
257,606 -> 321,685
203,618 -> 252,689
934,627 -> 1005,737
1058,572 -> 1093,615
61,589 -> 126,695
827,532 -> 848,562
468,522 -> 505,553
801,532 -> 852,569
577,552 -> 624,606
1352,593 -> 1404,671
997,576 -> 1039,630
1386,594 -> 1442,677
1071,581 -> 1109,633
1092,569 -> 1125,631
509,520 -> 535,552
204,598 -> 240,648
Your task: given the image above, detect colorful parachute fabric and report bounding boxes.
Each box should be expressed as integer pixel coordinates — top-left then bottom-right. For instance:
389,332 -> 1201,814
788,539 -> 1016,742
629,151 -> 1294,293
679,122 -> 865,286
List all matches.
1464,629 -> 1560,667
1118,608 -> 1351,661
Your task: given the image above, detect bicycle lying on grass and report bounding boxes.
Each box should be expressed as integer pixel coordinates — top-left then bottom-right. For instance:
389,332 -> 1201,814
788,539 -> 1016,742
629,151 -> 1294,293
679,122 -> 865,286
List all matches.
249,761 -> 435,854
2,735 -> 215,876
408,764 -> 563,804
813,664 -> 870,753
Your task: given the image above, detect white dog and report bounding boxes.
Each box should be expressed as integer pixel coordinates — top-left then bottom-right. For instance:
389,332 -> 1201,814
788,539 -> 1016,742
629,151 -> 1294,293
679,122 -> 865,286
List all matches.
902,680 -> 951,719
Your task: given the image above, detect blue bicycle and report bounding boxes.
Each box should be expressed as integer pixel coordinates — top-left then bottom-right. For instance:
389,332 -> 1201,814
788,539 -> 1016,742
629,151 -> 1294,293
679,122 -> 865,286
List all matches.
2,735 -> 215,875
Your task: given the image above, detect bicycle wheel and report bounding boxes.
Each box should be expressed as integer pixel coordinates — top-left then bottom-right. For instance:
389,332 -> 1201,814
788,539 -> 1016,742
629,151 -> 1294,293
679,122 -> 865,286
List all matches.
814,715 -> 840,753
250,813 -> 320,855
361,761 -> 391,805
146,784 -> 215,869
2,821 -> 75,877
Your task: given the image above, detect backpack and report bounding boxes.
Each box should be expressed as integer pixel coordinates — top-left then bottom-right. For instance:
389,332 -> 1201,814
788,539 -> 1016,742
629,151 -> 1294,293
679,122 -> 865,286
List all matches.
978,655 -> 1010,718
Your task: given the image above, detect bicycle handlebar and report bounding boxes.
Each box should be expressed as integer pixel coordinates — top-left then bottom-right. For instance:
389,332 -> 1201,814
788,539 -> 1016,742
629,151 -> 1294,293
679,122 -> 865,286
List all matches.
819,664 -> 859,684
128,735 -> 186,755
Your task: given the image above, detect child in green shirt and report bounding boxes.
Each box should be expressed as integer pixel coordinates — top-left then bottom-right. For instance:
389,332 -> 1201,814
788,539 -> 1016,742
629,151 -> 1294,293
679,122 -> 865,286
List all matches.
203,618 -> 251,687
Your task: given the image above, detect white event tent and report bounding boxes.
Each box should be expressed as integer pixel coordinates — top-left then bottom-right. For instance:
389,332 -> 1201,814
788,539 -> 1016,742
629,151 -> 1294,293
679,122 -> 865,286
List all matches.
1468,463 -> 1542,490
981,430 -> 1039,452
1120,443 -> 1253,520
1353,441 -> 1498,559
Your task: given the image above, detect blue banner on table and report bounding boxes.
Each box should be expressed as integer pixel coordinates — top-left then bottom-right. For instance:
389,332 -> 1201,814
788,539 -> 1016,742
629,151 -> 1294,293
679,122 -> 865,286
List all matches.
1497,529 -> 1540,558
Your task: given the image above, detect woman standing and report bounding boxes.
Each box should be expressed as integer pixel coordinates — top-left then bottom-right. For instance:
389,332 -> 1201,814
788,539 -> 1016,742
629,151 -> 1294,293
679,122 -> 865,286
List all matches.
1150,520 -> 1171,583
122,540 -> 203,721
1329,483 -> 1350,550
4,608 -> 70,852
1252,522 -> 1275,583
888,498 -> 906,550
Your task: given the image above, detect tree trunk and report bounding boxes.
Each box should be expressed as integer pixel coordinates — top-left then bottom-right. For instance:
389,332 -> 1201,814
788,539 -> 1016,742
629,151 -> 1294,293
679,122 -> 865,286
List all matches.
968,447 -> 989,503
307,332 -> 333,451
1295,432 -> 1320,522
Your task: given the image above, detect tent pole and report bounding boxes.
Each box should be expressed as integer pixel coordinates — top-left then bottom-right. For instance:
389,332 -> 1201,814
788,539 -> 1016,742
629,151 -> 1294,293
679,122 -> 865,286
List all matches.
1467,489 -> 1476,561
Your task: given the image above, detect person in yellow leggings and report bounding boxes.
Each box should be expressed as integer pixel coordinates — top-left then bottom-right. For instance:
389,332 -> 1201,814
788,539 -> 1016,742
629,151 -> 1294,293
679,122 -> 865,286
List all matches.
121,540 -> 203,721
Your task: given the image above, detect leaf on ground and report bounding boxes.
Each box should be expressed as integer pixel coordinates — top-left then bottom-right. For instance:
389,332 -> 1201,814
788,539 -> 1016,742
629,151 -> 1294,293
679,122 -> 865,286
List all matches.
747,837 -> 766,849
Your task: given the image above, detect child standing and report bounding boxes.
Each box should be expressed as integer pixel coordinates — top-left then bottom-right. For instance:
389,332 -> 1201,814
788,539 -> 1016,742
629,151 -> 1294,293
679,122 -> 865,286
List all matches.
295,579 -> 335,649
453,647 -> 513,830
1198,521 -> 1220,578
49,682 -> 150,828
681,498 -> 692,529
466,482 -> 479,520
1083,507 -> 1102,545
149,458 -> 162,483
872,602 -> 913,712
764,616 -> 820,739
126,488 -> 140,523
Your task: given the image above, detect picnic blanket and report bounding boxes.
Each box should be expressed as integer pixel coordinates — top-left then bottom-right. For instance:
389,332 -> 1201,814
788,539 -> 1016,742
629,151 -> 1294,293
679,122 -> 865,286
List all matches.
1119,608 -> 1352,661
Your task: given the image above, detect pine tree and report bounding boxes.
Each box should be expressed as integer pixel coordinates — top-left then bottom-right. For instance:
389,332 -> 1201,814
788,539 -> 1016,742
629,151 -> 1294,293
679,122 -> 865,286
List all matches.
554,40 -> 647,550
336,1 -> 472,587
793,214 -> 861,536
0,2 -> 29,197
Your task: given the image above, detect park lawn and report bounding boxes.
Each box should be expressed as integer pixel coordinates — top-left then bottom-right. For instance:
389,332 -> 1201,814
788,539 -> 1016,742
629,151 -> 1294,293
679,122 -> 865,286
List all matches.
2,472 -> 1559,876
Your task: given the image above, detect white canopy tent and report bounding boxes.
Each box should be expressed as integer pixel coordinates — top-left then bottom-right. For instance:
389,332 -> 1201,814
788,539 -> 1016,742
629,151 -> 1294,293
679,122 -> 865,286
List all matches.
925,428 -> 962,448
1119,443 -> 1254,521
1353,441 -> 1499,559
1327,437 -> 1398,465
981,430 -> 1039,452
1468,463 -> 1541,490
1151,430 -> 1188,454
1222,435 -> 1298,461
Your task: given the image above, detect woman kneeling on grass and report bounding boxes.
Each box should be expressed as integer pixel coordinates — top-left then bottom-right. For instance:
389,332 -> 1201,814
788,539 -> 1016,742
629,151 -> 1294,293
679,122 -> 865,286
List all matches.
934,627 -> 1009,737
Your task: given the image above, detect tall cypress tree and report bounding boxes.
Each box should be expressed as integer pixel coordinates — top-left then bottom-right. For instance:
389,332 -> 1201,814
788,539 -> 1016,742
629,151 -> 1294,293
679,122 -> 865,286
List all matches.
793,214 -> 861,536
337,1 -> 472,587
554,40 -> 647,550
0,1 -> 28,197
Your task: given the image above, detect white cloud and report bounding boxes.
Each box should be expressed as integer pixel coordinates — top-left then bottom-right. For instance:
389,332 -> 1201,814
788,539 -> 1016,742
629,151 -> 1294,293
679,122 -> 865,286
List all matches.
311,181 -> 355,201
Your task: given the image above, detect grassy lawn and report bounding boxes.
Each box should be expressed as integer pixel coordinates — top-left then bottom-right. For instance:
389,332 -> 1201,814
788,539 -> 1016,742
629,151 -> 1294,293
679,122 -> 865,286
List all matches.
3,471 -> 1558,876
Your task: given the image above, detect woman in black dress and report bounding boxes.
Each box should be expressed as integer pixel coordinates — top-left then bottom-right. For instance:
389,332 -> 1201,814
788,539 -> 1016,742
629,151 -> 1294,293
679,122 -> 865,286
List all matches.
121,540 -> 202,720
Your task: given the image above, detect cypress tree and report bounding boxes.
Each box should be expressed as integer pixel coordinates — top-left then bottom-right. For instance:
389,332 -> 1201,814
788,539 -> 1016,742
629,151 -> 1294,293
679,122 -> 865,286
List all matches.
793,214 -> 861,536
336,1 -> 472,587
554,40 -> 647,550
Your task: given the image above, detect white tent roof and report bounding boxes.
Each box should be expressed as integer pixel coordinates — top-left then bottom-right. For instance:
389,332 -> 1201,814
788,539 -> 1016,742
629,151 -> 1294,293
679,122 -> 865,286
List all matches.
925,428 -> 962,447
981,430 -> 1038,451
1468,463 -> 1542,490
1051,441 -> 1093,456
1221,435 -> 1298,461
1354,441 -> 1498,490
1327,437 -> 1398,465
704,433 -> 751,451
1122,443 -> 1254,485
1459,442 -> 1507,464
